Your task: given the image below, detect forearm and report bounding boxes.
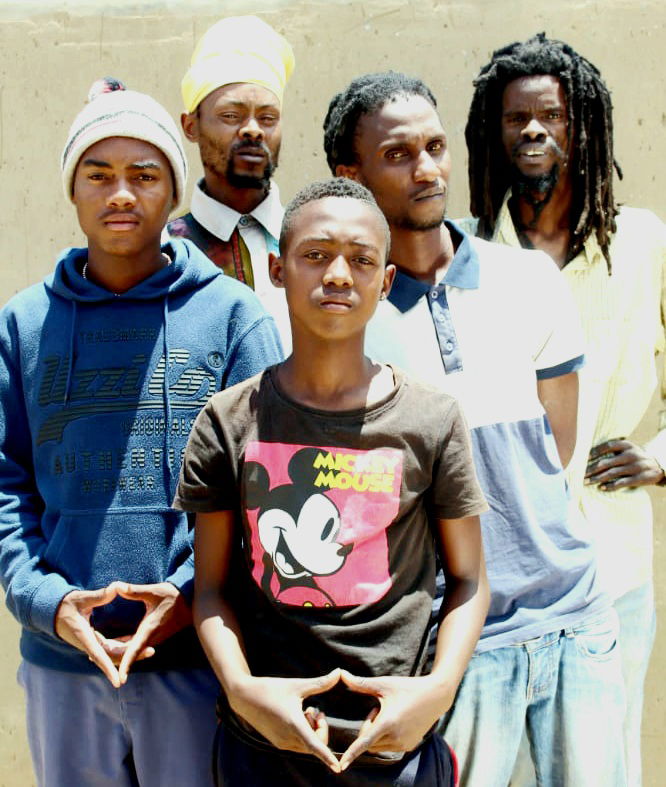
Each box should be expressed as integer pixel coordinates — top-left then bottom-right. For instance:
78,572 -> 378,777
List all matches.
430,565 -> 489,698
194,589 -> 252,695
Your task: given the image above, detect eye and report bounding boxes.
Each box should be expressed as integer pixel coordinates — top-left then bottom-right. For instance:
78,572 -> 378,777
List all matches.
137,173 -> 156,182
385,148 -> 407,161
353,255 -> 375,267
427,140 -> 445,153
546,111 -> 564,121
219,112 -> 240,122
87,172 -> 107,181
260,114 -> 279,125
305,250 -> 326,262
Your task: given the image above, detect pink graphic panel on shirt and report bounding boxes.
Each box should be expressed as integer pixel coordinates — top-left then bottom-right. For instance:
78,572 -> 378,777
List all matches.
243,442 -> 403,608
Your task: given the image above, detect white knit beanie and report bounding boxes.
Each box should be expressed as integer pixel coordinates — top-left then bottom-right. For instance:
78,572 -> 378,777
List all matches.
61,80 -> 187,212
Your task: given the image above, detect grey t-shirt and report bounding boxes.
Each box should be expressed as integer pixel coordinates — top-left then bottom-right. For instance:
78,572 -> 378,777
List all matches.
174,365 -> 486,751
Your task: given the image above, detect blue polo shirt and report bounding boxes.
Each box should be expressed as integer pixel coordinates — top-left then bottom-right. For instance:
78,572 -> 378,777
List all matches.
366,221 -> 606,650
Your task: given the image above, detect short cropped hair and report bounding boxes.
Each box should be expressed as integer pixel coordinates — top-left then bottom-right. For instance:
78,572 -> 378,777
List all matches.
323,71 -> 437,174
279,177 -> 391,259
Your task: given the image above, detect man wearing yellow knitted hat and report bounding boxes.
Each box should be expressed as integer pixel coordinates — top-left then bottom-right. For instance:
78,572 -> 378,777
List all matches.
168,15 -> 295,347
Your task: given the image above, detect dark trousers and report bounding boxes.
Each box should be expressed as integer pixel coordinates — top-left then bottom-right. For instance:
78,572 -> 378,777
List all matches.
214,718 -> 455,787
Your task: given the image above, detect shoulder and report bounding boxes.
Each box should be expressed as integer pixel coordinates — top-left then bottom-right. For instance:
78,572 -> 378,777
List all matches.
613,206 -> 665,243
0,280 -> 51,328
205,368 -> 270,417
470,236 -> 559,284
397,370 -> 465,420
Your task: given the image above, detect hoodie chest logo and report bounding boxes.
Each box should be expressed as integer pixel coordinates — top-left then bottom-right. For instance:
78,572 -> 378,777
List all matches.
36,349 -> 218,444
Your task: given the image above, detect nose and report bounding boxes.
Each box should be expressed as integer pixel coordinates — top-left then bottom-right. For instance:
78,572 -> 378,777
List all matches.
521,117 -> 547,141
323,255 -> 353,288
413,150 -> 439,183
239,115 -> 264,141
107,180 -> 136,209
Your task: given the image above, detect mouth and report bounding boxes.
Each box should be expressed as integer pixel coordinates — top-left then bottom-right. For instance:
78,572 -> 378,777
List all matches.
319,296 -> 353,311
102,214 -> 140,231
413,185 -> 445,202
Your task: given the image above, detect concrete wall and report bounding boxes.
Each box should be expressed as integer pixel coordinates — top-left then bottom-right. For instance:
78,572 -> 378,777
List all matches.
0,1 -> 663,785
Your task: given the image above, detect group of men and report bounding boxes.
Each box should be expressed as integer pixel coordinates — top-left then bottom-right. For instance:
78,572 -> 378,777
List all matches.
0,14 -> 663,787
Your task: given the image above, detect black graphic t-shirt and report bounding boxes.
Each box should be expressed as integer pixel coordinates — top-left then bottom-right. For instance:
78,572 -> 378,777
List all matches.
174,365 -> 486,750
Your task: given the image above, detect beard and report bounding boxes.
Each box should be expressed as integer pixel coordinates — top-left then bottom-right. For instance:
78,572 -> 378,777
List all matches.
511,163 -> 560,206
226,139 -> 277,190
200,134 -> 279,191
389,213 -> 445,231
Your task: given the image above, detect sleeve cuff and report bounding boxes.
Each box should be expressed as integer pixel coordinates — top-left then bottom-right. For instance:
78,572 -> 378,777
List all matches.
28,573 -> 79,636
536,354 -> 585,380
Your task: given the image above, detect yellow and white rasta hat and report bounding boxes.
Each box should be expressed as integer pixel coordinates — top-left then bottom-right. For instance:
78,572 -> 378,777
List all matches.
181,15 -> 295,113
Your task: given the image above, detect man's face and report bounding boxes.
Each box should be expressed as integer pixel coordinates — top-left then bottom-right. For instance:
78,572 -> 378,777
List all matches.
183,82 -> 282,190
501,74 -> 570,195
72,137 -> 174,258
270,197 -> 394,342
336,94 -> 451,232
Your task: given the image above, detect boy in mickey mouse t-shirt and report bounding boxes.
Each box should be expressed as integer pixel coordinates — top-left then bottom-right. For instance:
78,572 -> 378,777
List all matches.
173,179 -> 489,786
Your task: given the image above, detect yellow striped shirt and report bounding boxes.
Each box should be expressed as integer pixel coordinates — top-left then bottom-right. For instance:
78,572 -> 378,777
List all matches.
486,198 -> 666,599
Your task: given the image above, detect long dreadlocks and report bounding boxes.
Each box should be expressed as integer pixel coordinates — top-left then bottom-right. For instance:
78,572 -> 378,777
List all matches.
466,33 -> 621,272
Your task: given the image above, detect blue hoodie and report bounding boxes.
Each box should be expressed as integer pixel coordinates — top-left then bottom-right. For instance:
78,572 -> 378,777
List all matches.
0,238 -> 283,673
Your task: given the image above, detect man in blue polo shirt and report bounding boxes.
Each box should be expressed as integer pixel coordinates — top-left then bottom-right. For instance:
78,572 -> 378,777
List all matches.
323,71 -> 626,786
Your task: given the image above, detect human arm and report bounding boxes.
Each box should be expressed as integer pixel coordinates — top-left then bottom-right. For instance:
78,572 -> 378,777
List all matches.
585,226 -> 666,490
193,510 -> 341,771
585,438 -> 664,491
537,371 -> 579,468
338,513 -> 489,769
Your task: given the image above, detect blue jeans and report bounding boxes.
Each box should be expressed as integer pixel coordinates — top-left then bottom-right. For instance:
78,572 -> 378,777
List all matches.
441,608 -> 626,787
18,661 -> 220,787
614,582 -> 656,786
511,584 -> 656,787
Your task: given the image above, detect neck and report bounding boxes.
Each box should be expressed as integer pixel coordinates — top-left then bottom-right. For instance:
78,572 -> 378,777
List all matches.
388,222 -> 455,284
278,331 -> 386,411
511,174 -> 573,267
84,243 -> 168,294
201,172 -> 269,214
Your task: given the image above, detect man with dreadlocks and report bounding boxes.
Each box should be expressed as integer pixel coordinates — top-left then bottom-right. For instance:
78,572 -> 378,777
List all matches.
464,33 -> 665,785
324,70 -> 626,787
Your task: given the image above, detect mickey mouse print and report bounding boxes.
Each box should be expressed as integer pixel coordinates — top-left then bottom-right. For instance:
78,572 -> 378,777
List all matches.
243,442 -> 403,608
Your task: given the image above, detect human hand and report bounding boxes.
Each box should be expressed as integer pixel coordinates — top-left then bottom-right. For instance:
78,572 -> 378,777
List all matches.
338,670 -> 454,771
585,439 -> 665,491
228,669 -> 342,772
55,587 -> 125,687
109,581 -> 192,683
93,632 -> 155,667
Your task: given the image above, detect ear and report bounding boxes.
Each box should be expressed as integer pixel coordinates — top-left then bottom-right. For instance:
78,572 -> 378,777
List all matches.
335,163 -> 361,182
181,111 -> 199,143
268,252 -> 285,289
382,263 -> 397,300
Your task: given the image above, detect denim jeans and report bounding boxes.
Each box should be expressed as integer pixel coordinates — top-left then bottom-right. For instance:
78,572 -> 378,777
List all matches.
614,582 -> 656,786
18,662 -> 220,787
510,584 -> 656,787
440,607 -> 626,787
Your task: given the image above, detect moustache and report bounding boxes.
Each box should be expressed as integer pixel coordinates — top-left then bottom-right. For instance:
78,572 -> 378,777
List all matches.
231,139 -> 272,157
511,137 -> 566,160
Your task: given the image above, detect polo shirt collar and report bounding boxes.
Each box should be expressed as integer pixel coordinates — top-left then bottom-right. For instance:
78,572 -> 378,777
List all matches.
493,190 -> 605,270
190,179 -> 283,242
388,219 -> 480,313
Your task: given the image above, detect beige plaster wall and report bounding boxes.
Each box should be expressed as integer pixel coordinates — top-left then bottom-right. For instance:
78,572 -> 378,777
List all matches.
0,1 -> 663,785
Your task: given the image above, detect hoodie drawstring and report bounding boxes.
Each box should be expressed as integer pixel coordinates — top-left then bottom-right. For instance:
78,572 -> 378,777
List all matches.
161,296 -> 175,501
64,301 -> 77,404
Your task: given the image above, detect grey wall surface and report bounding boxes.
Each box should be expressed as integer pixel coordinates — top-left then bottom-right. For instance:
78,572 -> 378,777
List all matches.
0,2 -> 664,785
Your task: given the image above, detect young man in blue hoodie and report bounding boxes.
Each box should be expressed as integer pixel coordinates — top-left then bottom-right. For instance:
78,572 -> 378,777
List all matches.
0,81 -> 282,787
